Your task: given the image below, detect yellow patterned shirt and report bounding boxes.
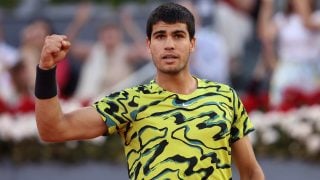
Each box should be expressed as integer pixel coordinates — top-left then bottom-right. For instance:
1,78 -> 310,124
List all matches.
93,78 -> 254,180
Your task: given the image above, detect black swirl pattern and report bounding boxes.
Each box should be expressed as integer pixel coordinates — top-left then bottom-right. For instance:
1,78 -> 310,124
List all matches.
94,78 -> 254,179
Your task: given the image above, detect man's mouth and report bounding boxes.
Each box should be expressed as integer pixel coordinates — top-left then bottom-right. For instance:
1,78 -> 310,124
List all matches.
162,54 -> 179,60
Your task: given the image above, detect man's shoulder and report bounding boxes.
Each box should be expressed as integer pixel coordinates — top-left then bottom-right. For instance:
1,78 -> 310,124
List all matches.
111,80 -> 157,96
198,78 -> 234,92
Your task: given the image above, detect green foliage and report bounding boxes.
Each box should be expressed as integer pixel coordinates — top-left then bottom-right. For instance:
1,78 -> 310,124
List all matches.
0,0 -> 19,9
0,135 -> 125,164
253,125 -> 320,163
49,0 -> 148,7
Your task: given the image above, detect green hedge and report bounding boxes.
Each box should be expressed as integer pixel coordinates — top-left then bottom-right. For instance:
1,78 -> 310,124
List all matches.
0,135 -> 125,164
49,0 -> 148,7
0,0 -> 19,9
1,136 -> 320,165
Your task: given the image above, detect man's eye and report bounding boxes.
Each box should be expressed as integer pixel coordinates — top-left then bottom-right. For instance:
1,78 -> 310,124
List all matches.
155,35 -> 165,39
174,34 -> 184,39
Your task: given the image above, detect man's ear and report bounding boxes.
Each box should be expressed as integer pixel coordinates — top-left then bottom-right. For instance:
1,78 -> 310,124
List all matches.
146,37 -> 151,53
190,37 -> 196,52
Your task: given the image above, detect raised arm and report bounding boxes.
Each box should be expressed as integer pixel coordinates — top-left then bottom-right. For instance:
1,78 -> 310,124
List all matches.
64,2 -> 92,42
257,0 -> 278,72
292,0 -> 320,30
257,0 -> 277,43
35,34 -> 106,142
232,136 -> 265,180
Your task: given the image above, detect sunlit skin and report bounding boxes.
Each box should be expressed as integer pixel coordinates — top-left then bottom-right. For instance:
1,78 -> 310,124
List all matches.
146,21 -> 197,94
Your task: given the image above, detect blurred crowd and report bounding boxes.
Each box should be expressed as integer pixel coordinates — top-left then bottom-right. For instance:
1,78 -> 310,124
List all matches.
1,0 -> 320,115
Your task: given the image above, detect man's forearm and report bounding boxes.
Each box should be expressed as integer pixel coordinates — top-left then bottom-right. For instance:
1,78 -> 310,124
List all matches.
34,63 -> 64,142
35,96 -> 65,142
240,166 -> 265,180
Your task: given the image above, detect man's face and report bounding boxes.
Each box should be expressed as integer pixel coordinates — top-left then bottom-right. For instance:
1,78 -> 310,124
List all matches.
147,21 -> 195,75
99,26 -> 122,52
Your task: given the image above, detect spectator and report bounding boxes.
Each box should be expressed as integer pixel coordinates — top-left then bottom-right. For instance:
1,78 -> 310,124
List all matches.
7,60 -> 35,113
74,22 -> 134,102
258,0 -> 320,109
0,23 -> 20,113
19,2 -> 92,99
120,5 -> 152,71
19,17 -> 57,93
0,24 -> 19,70
182,1 -> 230,84
213,0 -> 256,90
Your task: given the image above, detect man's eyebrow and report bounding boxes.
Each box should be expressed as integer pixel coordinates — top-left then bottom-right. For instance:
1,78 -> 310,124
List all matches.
152,30 -> 166,36
172,30 -> 187,34
152,30 -> 187,37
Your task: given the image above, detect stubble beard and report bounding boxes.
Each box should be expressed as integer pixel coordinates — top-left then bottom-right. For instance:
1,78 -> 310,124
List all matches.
155,61 -> 188,75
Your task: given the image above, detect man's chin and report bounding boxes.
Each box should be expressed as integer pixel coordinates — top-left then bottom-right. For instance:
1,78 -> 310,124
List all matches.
158,68 -> 182,75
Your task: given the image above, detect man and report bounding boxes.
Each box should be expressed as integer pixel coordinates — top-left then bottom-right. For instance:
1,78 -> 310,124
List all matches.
35,2 -> 264,179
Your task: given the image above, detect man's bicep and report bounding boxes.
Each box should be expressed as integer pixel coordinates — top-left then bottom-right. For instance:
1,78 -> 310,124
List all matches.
62,106 -> 108,140
231,136 -> 258,173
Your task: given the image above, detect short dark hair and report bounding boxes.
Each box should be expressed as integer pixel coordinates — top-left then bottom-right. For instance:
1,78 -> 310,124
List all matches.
146,2 -> 195,40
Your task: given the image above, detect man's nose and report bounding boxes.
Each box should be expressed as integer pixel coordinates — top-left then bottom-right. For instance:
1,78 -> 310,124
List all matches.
164,37 -> 174,50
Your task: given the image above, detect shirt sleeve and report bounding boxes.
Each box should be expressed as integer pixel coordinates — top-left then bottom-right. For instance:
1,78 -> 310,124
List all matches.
92,90 -> 134,135
230,88 -> 255,143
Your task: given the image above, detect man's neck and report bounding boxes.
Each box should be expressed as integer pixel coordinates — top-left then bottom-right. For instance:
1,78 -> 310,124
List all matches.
155,72 -> 197,95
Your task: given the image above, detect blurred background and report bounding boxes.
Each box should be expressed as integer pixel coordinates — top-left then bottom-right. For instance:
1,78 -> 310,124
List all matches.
1,0 -> 320,179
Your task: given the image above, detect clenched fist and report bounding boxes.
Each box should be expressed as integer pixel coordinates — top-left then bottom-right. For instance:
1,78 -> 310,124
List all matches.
39,34 -> 71,70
